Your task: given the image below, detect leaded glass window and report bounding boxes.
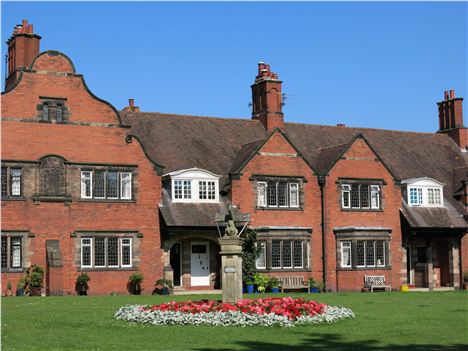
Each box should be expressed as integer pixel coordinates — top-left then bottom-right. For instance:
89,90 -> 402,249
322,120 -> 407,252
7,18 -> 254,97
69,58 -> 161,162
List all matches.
271,240 -> 281,268
356,241 -> 365,267
289,183 -> 299,207
120,173 -> 132,199
94,171 -> 106,198
1,236 -> 23,269
1,237 -> 8,268
82,170 -> 133,200
257,180 -> 301,208
282,240 -> 292,268
81,238 -> 92,268
106,171 -> 119,199
293,241 -> 303,268
1,168 -> 8,197
255,241 -> 266,269
94,237 -> 106,267
121,238 -> 132,267
342,183 -> 381,210
107,237 -> 119,267
267,182 -> 278,207
351,184 -> 360,208
278,182 -> 289,207
81,237 -> 133,269
341,241 -> 352,268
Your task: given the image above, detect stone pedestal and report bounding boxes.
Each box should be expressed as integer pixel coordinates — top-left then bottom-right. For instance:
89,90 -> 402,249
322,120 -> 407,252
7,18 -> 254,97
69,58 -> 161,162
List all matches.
218,237 -> 244,303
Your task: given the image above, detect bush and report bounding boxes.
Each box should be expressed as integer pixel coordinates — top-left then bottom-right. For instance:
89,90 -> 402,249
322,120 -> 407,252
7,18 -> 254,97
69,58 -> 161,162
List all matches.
155,278 -> 173,288
129,272 -> 144,284
242,228 -> 261,284
463,272 -> 468,282
76,273 -> 91,286
253,273 -> 269,293
268,277 -> 282,289
25,265 -> 44,289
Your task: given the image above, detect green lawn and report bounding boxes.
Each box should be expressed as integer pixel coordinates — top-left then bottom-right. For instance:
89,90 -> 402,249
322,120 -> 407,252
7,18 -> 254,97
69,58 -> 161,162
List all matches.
2,292 -> 467,351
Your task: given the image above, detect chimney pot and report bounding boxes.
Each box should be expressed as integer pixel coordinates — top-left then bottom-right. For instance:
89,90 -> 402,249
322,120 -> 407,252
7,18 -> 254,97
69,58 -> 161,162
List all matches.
129,98 -> 134,108
450,90 -> 455,99
22,19 -> 28,29
336,123 -> 346,127
444,91 -> 449,100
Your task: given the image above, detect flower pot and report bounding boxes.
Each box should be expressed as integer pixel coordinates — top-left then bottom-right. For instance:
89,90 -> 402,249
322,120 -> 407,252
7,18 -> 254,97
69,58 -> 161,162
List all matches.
270,287 -> 280,293
309,287 -> 319,293
30,287 -> 42,296
160,287 -> 170,295
16,288 -> 24,296
246,284 -> 255,294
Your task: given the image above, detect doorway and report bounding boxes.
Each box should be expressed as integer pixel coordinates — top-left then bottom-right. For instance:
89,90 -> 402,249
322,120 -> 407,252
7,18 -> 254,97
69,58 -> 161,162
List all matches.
191,242 -> 210,286
170,243 -> 182,287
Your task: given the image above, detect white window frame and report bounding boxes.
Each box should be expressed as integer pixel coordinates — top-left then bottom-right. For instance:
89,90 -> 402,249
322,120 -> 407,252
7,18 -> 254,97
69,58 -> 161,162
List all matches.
370,185 -> 380,209
342,184 -> 351,208
289,183 -> 299,208
293,240 -> 303,269
408,187 -> 423,206
106,171 -> 120,200
10,169 -> 22,196
341,241 -> 352,268
405,178 -> 444,208
81,238 -> 93,268
168,169 -> 221,203
257,181 -> 267,208
81,171 -> 93,199
120,172 -> 132,200
255,241 -> 266,269
121,238 -> 132,268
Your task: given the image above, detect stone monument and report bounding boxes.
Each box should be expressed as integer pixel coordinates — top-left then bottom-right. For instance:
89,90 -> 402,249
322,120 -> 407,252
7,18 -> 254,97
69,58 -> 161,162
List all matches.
216,206 -> 250,303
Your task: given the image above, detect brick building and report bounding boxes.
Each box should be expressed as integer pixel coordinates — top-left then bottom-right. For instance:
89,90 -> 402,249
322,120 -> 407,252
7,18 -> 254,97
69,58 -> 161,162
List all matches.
2,21 -> 467,294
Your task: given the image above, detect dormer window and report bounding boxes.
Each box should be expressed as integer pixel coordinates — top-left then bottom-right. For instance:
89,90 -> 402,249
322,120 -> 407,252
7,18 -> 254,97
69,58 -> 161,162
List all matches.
166,168 -> 220,203
403,178 -> 444,207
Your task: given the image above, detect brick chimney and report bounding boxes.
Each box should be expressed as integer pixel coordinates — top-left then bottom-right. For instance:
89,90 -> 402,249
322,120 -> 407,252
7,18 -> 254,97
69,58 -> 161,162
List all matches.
5,19 -> 41,90
122,98 -> 140,112
251,62 -> 284,131
437,90 -> 467,150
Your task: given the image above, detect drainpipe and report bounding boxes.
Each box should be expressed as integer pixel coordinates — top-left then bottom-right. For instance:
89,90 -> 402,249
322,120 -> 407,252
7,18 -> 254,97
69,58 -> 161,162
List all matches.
318,175 -> 328,291
459,235 -> 463,290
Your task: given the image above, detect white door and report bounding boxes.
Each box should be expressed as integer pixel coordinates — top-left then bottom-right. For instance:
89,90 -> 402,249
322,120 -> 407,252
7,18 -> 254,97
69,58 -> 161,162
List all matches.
191,242 -> 210,286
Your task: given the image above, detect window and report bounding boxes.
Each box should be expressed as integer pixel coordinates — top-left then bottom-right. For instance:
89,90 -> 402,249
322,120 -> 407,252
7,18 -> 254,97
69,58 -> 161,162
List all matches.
199,180 -> 216,200
257,180 -> 301,209
172,178 -> 218,202
174,180 -> 192,200
80,237 -> 133,269
255,241 -> 266,269
270,240 -> 305,270
80,170 -> 133,200
1,167 -> 22,198
356,240 -> 386,268
1,236 -> 23,269
409,187 -> 423,206
341,241 -> 352,268
427,188 -> 441,206
38,99 -> 68,122
341,183 -> 381,210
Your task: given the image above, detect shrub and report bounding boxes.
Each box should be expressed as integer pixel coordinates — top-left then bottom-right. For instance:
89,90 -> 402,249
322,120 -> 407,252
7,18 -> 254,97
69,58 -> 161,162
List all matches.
268,277 -> 282,289
25,265 -> 44,289
129,273 -> 144,284
155,278 -> 173,288
463,272 -> 468,282
76,273 -> 91,286
253,273 -> 269,293
242,228 -> 261,284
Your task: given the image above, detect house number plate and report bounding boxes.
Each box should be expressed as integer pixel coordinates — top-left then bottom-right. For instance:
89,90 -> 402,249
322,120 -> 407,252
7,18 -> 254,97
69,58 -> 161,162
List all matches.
224,267 -> 236,273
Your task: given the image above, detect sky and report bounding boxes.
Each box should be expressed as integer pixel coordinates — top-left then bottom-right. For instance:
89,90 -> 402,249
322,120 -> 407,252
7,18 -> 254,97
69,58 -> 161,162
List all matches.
1,1 -> 467,132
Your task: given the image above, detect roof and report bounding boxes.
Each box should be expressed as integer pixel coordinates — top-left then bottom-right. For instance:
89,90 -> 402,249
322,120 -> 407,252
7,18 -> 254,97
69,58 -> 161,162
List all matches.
401,202 -> 467,229
121,110 -> 468,225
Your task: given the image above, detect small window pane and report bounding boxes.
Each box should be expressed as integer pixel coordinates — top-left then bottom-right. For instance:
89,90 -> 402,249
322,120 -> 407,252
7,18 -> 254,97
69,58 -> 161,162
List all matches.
366,241 -> 375,267
293,241 -> 303,268
342,184 -> 351,208
106,172 -> 119,199
121,238 -> 132,267
356,241 -> 365,266
1,237 -> 8,268
207,181 -> 216,200
81,238 -> 92,268
10,237 -> 21,268
199,181 -> 207,200
360,185 -> 369,208
289,183 -> 299,207
371,185 -> 380,209
255,241 -> 266,269
351,184 -> 360,208
257,182 -> 267,207
107,237 -> 119,266
341,241 -> 352,268
282,240 -> 292,268
120,173 -> 132,199
94,237 -> 106,267
10,169 -> 21,196
183,180 -> 192,199
1,168 -> 8,197
174,180 -> 183,199
94,171 -> 106,198
271,240 -> 281,268
81,171 -> 92,198
267,182 -> 278,207
409,188 -> 422,205
376,241 -> 385,267
278,182 -> 288,207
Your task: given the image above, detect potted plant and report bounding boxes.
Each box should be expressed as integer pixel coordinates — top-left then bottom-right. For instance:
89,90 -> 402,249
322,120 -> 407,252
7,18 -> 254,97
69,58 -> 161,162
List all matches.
26,265 -> 44,296
253,273 -> 269,293
76,273 -> 91,296
245,280 -> 255,294
268,277 -> 282,293
16,277 -> 26,296
463,272 -> 468,290
155,278 -> 173,295
5,281 -> 13,296
306,277 -> 323,293
128,272 -> 144,295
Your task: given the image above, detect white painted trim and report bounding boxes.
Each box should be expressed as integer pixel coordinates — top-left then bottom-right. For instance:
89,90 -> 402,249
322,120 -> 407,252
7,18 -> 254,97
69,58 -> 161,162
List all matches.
163,167 -> 221,179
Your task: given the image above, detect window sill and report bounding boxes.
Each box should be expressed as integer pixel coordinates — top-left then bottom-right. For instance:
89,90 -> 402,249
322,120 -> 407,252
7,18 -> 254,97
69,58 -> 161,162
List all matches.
257,268 -> 311,273
78,267 -> 138,272
341,208 -> 383,212
78,199 -> 136,203
1,196 -> 26,201
33,196 -> 72,204
255,207 -> 303,211
1,268 -> 26,273
337,266 -> 391,271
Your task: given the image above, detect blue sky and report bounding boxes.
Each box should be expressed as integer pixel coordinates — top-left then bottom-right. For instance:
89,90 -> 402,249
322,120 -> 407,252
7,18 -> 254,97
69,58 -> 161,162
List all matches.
2,1 -> 467,132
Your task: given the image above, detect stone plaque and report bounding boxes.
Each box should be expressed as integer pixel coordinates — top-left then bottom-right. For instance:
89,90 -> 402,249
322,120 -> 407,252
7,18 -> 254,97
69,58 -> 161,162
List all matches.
224,266 -> 236,273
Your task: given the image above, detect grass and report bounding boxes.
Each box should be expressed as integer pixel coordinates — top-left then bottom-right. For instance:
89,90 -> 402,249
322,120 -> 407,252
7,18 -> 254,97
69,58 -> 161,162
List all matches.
2,291 -> 467,351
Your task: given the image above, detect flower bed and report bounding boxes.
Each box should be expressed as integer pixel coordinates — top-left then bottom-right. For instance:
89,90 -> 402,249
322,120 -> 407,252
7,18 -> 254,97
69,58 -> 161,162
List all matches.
115,297 -> 355,327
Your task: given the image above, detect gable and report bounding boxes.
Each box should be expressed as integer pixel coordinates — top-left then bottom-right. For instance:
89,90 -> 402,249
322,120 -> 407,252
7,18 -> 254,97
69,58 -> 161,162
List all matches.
1,51 -> 122,126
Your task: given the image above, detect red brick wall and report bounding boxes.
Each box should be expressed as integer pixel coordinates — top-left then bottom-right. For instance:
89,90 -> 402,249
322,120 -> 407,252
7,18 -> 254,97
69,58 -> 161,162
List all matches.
231,132 -> 323,282
1,52 -> 162,295
324,138 -> 403,291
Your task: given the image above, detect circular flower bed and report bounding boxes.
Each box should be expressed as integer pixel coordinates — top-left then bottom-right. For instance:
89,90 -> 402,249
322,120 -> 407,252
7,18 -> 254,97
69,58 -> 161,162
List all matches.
115,297 -> 355,327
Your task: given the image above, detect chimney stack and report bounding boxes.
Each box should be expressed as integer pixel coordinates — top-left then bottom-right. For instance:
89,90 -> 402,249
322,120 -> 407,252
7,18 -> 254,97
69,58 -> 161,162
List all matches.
5,19 -> 41,90
437,90 -> 467,149
251,62 -> 284,131
123,98 -> 139,112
